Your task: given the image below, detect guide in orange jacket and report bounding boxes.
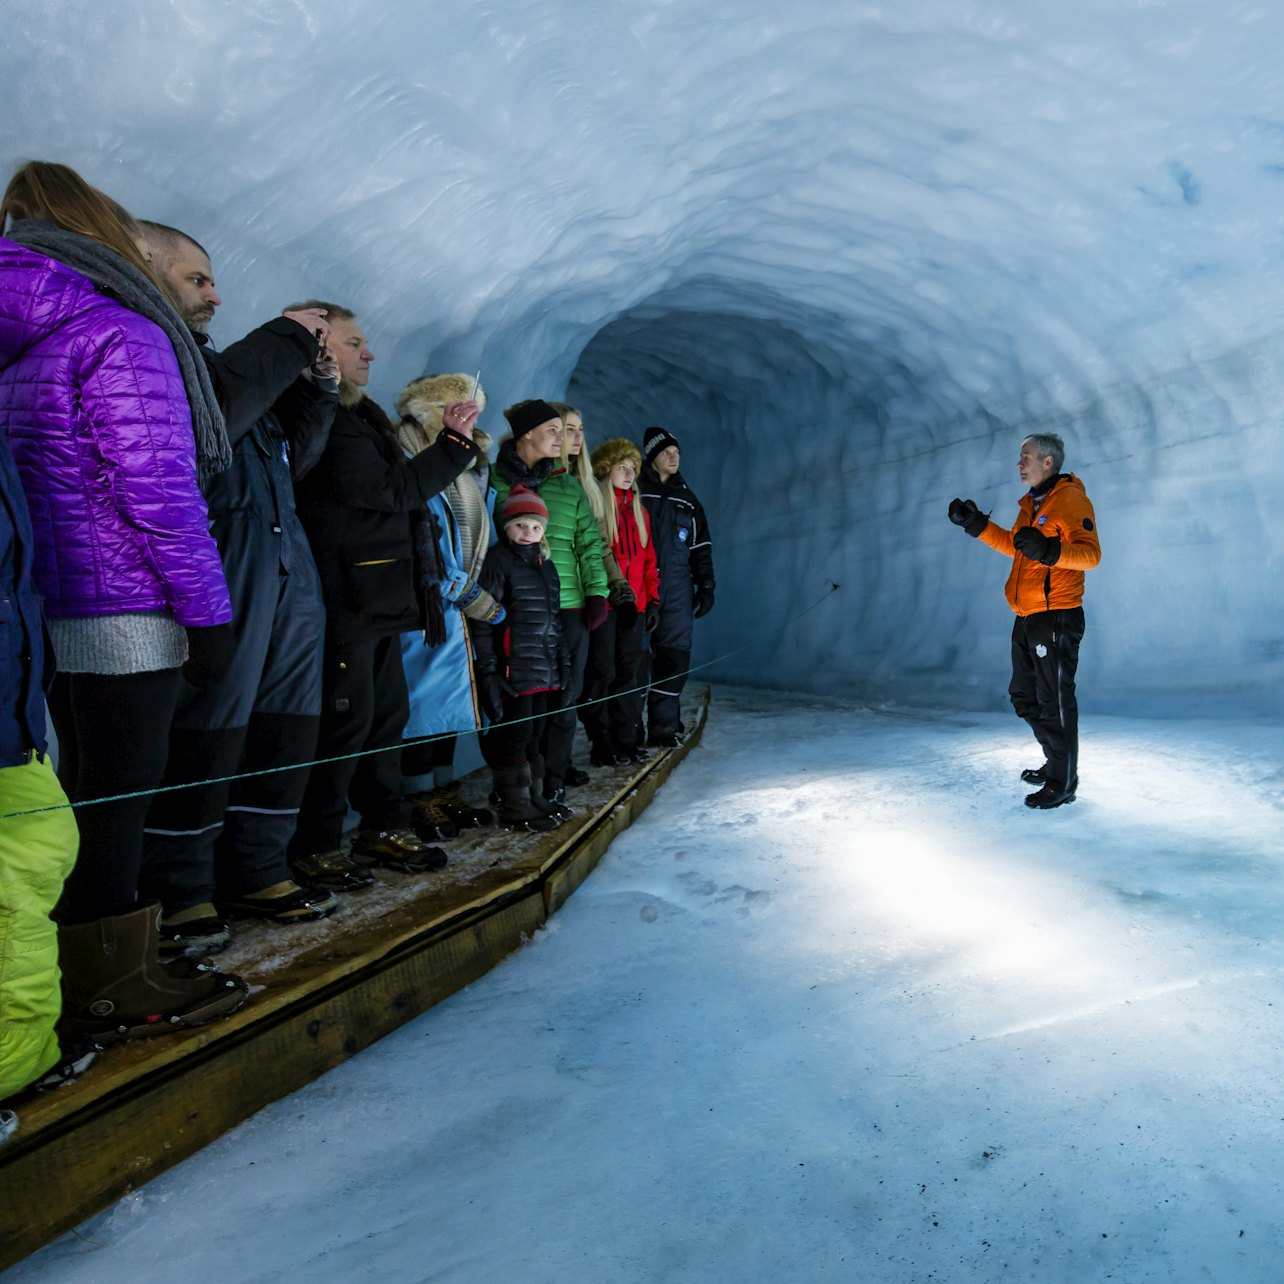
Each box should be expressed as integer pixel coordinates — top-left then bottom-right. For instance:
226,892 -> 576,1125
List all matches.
948,433 -> 1101,809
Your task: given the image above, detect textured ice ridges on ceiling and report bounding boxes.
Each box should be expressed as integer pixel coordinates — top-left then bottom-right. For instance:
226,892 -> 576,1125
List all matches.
5,0 -> 1284,711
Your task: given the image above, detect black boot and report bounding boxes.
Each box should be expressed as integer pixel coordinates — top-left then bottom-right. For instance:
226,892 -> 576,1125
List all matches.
529,754 -> 572,822
496,765 -> 559,832
1021,764 -> 1050,785
1025,776 -> 1077,809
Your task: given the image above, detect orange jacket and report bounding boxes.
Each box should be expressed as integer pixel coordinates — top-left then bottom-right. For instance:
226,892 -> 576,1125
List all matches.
978,474 -> 1100,616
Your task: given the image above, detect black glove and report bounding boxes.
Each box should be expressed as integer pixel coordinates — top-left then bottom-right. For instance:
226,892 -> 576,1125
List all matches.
1013,525 -> 1061,566
480,674 -> 509,724
645,601 -> 660,634
183,624 -> 236,688
948,498 -> 988,538
608,581 -> 636,608
693,584 -> 715,619
582,594 -> 609,631
614,599 -> 639,629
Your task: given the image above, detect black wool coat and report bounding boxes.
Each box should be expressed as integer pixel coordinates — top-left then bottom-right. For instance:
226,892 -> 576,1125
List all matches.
295,394 -> 476,644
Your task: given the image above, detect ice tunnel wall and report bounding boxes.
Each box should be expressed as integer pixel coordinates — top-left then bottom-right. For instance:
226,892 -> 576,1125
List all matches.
6,0 -> 1284,717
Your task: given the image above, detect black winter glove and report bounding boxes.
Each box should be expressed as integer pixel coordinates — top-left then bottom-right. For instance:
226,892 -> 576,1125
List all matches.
693,584 -> 715,619
608,581 -> 636,609
948,498 -> 988,538
480,674 -> 510,724
1013,525 -> 1062,566
183,624 -> 236,688
614,599 -> 639,629
645,601 -> 660,634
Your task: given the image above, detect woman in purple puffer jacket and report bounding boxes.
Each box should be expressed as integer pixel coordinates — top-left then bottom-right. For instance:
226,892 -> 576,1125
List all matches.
0,162 -> 246,1041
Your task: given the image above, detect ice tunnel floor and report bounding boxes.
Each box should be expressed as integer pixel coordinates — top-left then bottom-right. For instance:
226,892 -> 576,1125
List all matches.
16,688 -> 1284,1284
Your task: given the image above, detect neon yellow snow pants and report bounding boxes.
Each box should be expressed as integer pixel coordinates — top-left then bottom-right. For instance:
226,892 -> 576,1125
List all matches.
0,752 -> 77,1100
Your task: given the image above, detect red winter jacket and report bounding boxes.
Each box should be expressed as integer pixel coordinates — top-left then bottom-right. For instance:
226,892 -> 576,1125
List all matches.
610,487 -> 660,611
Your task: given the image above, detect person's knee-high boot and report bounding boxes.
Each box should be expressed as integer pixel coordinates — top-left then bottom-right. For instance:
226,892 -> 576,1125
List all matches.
495,764 -> 559,832
57,903 -> 248,1044
528,753 -> 572,822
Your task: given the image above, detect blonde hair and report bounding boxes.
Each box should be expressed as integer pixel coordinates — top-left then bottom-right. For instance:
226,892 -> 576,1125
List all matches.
589,438 -> 649,549
550,400 -> 605,522
1,160 -> 158,284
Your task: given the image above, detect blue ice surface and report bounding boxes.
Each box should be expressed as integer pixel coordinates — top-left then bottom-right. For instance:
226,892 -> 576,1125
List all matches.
13,689 -> 1284,1283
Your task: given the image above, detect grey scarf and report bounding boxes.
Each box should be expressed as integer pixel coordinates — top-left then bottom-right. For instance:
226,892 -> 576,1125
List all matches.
6,219 -> 231,484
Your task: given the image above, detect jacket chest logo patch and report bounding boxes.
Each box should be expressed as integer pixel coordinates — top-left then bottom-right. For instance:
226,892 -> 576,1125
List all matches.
1083,518 -> 1094,531
678,529 -> 689,542
1036,514 -> 1048,525
1035,643 -> 1048,658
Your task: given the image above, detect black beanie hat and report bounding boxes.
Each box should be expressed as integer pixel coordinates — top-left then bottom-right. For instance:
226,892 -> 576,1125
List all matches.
643,426 -> 680,466
504,399 -> 561,439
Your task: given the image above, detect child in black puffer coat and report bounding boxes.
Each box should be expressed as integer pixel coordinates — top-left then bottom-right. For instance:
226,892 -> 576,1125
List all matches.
470,486 -> 570,831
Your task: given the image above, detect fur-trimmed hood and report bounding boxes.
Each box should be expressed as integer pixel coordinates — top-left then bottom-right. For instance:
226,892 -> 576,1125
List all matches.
395,372 -> 491,461
590,437 -> 643,480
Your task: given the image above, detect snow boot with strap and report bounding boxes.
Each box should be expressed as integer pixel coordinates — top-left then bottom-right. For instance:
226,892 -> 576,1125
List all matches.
58,903 -> 248,1044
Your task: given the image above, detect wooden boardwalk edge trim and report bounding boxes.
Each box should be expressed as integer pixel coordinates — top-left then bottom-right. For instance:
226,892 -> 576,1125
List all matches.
0,689 -> 708,1270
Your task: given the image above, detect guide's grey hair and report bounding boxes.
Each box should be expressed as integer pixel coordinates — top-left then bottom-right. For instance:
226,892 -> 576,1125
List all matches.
1022,433 -> 1065,473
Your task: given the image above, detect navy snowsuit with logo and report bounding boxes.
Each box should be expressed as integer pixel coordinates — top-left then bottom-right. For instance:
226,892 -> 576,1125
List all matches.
141,320 -> 333,912
638,464 -> 715,738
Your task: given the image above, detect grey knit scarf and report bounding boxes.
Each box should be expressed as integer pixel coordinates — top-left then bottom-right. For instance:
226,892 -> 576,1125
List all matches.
6,218 -> 231,484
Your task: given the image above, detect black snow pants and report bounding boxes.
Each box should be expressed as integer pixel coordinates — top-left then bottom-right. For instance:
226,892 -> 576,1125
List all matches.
1008,607 -> 1085,788
581,611 -> 648,752
290,630 -> 412,854
540,608 -> 588,791
141,530 -> 325,914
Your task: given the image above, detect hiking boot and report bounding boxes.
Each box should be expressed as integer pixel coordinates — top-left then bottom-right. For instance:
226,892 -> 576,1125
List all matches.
1024,776 -> 1078,810
1020,764 -> 1050,785
159,902 -> 231,958
648,730 -> 682,748
564,766 -> 591,788
529,755 -> 571,824
289,847 -> 377,892
407,790 -> 461,841
438,789 -> 494,829
218,881 -> 339,923
619,745 -> 651,764
58,903 -> 248,1044
590,742 -> 624,767
351,828 -> 448,872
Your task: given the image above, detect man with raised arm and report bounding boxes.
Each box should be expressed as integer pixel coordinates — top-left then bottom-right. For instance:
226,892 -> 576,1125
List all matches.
949,433 -> 1101,810
139,223 -> 344,956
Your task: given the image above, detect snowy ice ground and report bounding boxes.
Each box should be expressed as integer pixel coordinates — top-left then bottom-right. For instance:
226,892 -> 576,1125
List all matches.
14,687 -> 1284,1283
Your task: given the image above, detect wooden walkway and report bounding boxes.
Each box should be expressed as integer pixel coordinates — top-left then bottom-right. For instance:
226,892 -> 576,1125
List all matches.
0,689 -> 708,1270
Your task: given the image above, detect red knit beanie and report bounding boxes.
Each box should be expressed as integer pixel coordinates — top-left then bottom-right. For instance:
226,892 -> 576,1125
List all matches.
502,485 -> 548,527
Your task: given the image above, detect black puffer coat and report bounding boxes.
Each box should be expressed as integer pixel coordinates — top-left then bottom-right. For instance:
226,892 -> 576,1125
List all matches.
295,393 -> 476,644
470,538 -> 567,695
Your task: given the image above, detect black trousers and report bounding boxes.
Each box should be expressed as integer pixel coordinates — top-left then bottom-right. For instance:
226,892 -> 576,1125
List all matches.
141,557 -> 324,914
291,632 -> 410,854
482,692 -> 550,766
49,667 -> 182,924
541,609 -> 589,790
1008,607 -> 1086,787
581,612 -> 648,751
647,642 -> 691,738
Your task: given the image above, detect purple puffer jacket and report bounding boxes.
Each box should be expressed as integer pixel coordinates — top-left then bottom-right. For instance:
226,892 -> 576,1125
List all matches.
0,239 -> 230,626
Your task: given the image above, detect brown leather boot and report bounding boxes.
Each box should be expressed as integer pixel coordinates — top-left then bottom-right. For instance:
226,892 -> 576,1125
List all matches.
58,903 -> 248,1044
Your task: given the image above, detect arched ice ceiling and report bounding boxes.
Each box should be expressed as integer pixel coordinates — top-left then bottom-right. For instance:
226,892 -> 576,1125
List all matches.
5,0 -> 1284,711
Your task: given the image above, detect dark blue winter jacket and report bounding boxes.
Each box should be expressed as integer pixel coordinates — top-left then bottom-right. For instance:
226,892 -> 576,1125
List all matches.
0,430 -> 51,766
638,465 -> 716,651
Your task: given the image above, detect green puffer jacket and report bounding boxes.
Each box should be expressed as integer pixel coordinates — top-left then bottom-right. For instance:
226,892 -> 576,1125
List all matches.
492,439 -> 608,610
